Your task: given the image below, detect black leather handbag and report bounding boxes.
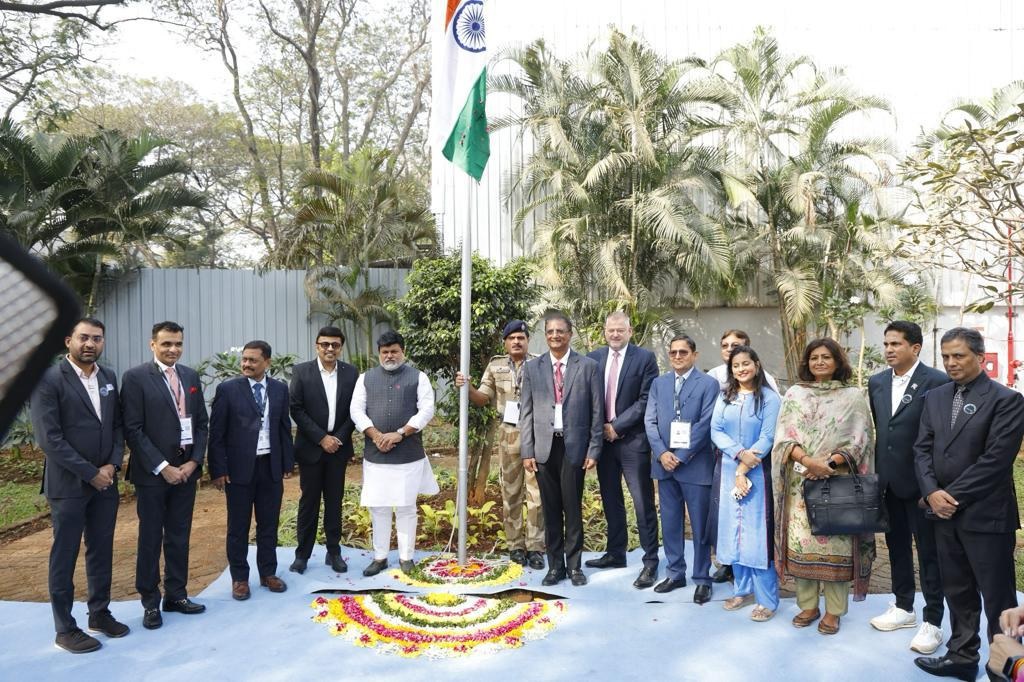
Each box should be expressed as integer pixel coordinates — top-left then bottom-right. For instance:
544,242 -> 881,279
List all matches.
802,452 -> 889,535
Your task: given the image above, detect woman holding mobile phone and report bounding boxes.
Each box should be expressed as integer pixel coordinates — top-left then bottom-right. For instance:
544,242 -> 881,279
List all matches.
771,338 -> 876,636
711,346 -> 781,622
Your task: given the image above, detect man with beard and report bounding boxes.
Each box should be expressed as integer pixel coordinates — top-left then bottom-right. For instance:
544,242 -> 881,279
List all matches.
351,331 -> 438,576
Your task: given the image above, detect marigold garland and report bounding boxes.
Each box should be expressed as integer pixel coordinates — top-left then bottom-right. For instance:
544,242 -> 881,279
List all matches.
310,594 -> 566,658
389,554 -> 524,587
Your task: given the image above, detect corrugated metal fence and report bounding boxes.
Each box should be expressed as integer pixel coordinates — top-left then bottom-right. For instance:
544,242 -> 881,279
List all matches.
94,268 -> 410,378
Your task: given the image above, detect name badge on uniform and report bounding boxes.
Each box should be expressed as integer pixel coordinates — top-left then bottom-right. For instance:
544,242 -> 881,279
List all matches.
669,420 -> 690,449
179,416 -> 194,446
503,400 -> 520,426
257,429 -> 271,451
553,404 -> 563,430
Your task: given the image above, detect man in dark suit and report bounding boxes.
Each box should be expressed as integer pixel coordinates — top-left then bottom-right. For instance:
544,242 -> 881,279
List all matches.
585,311 -> 660,588
288,326 -> 358,574
913,327 -> 1024,681
121,321 -> 209,630
520,310 -> 603,587
644,334 -> 720,604
867,320 -> 949,655
208,340 -> 294,600
32,317 -> 129,654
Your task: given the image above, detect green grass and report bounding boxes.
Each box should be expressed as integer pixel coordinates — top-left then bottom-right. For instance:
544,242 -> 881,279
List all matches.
0,482 -> 47,528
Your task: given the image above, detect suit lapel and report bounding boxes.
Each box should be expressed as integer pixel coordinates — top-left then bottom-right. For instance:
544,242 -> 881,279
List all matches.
949,378 -> 989,442
150,363 -> 181,416
538,352 -> 556,399
615,345 -> 634,394
877,371 -> 894,421
892,366 -> 926,419
61,361 -> 101,422
677,370 -> 698,408
562,351 -> 583,401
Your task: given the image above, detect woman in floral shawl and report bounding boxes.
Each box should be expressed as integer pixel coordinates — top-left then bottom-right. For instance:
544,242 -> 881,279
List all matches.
772,338 -> 875,636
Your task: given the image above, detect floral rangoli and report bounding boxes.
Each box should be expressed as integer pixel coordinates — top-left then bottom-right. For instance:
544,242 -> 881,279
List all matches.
310,592 -> 566,658
390,554 -> 524,587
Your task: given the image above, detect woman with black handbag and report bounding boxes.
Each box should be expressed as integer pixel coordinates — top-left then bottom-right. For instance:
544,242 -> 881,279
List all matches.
771,338 -> 876,636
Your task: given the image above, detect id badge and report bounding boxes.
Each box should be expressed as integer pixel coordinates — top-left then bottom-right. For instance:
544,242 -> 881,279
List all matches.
553,404 -> 564,430
257,429 -> 271,450
179,416 -> 194,446
669,420 -> 690,449
503,400 -> 520,426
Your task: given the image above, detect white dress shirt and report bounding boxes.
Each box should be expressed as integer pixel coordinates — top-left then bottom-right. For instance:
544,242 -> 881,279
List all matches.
351,365 -> 435,434
891,360 -> 920,416
67,357 -> 101,419
318,357 -> 338,432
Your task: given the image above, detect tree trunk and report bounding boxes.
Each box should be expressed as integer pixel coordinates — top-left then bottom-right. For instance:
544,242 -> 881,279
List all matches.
467,422 -> 497,507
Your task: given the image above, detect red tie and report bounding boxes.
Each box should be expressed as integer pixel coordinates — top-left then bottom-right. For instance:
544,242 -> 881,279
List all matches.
554,361 -> 564,404
605,351 -> 620,420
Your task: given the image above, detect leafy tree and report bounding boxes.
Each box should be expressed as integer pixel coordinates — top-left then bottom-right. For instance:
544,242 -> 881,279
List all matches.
390,254 -> 542,503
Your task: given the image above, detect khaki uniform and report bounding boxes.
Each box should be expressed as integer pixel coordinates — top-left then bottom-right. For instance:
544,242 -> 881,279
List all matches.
478,354 -> 544,552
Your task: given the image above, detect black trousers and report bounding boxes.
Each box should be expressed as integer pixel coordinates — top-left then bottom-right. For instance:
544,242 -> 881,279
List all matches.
135,480 -> 197,609
48,486 -> 119,633
295,454 -> 348,559
226,455 -> 283,581
934,522 -> 1016,664
536,437 -> 585,572
885,490 -> 944,626
596,435 -> 659,566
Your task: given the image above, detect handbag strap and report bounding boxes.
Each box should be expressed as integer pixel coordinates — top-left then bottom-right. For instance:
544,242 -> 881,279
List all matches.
833,449 -> 860,483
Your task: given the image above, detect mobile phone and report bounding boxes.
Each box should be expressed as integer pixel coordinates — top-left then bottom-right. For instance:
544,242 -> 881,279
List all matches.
793,462 -> 807,475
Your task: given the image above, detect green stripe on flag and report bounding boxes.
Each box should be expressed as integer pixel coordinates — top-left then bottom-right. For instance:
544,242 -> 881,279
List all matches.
442,68 -> 490,181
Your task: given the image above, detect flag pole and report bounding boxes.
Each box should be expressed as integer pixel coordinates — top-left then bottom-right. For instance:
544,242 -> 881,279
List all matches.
457,176 -> 472,564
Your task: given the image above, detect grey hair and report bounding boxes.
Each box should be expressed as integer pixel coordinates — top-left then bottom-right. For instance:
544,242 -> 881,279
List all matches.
940,327 -> 985,355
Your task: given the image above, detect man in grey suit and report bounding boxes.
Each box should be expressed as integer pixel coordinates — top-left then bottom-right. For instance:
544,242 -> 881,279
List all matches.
32,317 -> 129,654
520,311 -> 603,587
122,321 -> 209,630
867,320 -> 949,655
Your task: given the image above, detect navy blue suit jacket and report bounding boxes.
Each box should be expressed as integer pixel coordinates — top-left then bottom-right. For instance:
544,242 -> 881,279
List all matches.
208,376 -> 294,484
644,368 -> 719,485
31,360 -> 125,499
587,343 -> 659,443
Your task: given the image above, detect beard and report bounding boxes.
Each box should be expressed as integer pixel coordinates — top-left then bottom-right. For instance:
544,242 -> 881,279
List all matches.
381,359 -> 405,371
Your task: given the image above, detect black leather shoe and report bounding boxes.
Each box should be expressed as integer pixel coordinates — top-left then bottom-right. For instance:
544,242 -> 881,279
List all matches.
142,608 -> 162,630
526,551 -> 545,570
87,612 -> 130,638
584,554 -> 627,569
655,577 -> 688,593
363,558 -> 388,577
569,569 -> 587,586
633,565 -> 658,589
913,656 -> 978,680
541,568 -> 567,586
55,628 -> 101,654
653,577 -> 686,594
399,559 -> 416,574
162,598 -> 206,615
326,553 -> 348,573
711,564 -> 734,583
693,584 -> 713,604
509,549 -> 527,566
289,557 -> 307,574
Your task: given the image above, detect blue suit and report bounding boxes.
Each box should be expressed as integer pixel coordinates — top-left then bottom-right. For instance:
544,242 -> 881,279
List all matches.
644,368 -> 719,584
209,375 -> 294,581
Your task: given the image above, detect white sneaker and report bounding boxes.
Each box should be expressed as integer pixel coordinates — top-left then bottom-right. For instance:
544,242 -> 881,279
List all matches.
910,622 -> 943,654
869,603 -> 917,631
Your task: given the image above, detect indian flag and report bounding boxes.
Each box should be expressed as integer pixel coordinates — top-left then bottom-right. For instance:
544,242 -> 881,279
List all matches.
434,0 -> 490,180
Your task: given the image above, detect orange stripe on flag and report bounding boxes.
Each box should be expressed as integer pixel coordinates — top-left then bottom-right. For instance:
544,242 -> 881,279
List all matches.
444,0 -> 460,29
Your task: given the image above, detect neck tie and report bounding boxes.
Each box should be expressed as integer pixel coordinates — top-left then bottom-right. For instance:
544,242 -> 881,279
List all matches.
166,367 -> 185,417
606,351 -> 620,420
675,373 -> 685,395
554,361 -> 564,404
253,382 -> 266,416
950,384 -> 965,429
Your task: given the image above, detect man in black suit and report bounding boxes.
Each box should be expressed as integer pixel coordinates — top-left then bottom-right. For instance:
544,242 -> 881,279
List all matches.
520,311 -> 604,587
868,320 -> 949,655
121,321 -> 209,630
288,326 -> 358,574
32,317 -> 129,654
585,311 -> 660,588
209,340 -> 294,600
913,327 -> 1024,681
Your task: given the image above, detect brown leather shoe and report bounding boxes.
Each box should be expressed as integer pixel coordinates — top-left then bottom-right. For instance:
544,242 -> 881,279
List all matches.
792,608 -> 821,628
818,615 -> 840,635
231,581 -> 250,601
259,575 -> 287,593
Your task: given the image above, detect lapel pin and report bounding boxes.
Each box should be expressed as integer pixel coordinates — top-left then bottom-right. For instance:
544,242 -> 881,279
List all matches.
900,395 -> 912,405
99,385 -> 111,397
911,383 -> 918,390
963,403 -> 977,415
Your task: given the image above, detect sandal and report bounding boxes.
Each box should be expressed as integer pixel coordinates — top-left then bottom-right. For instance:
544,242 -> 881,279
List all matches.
723,594 -> 755,611
792,608 -> 821,628
751,605 -> 775,622
817,616 -> 840,635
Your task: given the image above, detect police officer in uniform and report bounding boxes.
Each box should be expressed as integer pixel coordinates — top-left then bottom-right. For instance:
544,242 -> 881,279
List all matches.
456,320 -> 545,570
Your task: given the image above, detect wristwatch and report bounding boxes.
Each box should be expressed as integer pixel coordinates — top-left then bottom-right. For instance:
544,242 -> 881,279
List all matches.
827,458 -> 839,470
397,426 -> 407,438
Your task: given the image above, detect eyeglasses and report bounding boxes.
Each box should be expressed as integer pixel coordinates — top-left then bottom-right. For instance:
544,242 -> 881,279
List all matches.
317,342 -> 342,350
544,329 -> 569,336
668,349 -> 691,357
74,334 -> 104,344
